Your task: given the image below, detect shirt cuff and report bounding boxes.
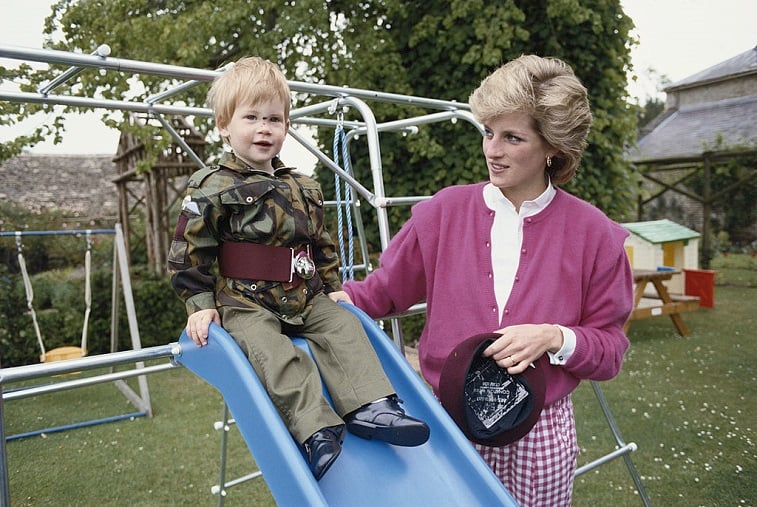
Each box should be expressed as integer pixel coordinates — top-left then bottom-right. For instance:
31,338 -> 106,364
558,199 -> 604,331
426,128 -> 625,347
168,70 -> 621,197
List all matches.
547,325 -> 576,365
186,292 -> 217,314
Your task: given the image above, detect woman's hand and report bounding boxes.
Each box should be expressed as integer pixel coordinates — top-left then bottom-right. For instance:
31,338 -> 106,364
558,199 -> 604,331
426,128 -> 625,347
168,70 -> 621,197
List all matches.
328,290 -> 354,304
483,324 -> 564,374
186,308 -> 221,347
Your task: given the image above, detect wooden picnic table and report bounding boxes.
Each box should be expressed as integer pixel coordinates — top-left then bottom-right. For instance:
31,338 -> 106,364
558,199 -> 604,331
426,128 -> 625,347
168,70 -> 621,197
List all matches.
624,269 -> 701,336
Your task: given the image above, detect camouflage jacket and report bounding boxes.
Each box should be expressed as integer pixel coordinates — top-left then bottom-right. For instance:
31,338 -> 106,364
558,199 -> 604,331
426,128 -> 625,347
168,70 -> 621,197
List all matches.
167,152 -> 342,325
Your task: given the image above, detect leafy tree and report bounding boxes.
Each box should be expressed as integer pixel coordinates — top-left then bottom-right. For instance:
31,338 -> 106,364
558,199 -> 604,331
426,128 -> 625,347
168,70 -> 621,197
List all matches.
2,0 -> 639,243
318,0 -> 640,240
632,67 -> 670,133
636,96 -> 665,132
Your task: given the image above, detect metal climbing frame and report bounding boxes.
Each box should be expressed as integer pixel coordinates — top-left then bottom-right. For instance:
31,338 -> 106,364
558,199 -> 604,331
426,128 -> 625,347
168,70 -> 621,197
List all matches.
0,44 -> 650,505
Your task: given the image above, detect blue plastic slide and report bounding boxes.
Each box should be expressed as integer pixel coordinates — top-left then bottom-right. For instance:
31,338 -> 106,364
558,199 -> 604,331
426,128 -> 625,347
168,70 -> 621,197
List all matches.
174,304 -> 517,506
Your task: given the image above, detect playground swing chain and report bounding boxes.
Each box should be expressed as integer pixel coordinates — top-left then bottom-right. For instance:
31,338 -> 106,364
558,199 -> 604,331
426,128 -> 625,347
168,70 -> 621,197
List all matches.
333,111 -> 356,283
14,231 -> 93,363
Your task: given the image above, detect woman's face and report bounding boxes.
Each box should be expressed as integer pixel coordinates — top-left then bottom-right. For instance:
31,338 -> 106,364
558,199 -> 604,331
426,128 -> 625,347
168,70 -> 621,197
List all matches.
481,112 -> 555,207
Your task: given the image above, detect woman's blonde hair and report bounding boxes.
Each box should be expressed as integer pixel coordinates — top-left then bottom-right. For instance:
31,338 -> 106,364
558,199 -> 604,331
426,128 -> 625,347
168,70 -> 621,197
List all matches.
468,55 -> 592,184
207,56 -> 291,130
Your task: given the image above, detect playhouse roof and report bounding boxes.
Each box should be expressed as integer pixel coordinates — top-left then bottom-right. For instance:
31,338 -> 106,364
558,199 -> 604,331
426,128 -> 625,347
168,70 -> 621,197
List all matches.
622,219 -> 701,244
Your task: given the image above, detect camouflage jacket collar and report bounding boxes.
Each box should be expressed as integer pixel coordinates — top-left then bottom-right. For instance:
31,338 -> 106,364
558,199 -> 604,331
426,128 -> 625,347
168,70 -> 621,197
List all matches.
219,151 -> 294,176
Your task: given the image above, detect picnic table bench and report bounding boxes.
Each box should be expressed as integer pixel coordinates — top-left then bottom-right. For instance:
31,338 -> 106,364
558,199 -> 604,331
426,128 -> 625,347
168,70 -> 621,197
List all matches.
624,269 -> 701,336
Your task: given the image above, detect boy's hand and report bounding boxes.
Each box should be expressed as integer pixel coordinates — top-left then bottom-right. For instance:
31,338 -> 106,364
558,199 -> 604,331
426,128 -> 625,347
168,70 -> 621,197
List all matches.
186,309 -> 221,347
328,290 -> 353,305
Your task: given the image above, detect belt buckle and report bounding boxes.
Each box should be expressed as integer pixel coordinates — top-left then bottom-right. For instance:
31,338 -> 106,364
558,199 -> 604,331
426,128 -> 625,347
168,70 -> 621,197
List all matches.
292,248 -> 316,280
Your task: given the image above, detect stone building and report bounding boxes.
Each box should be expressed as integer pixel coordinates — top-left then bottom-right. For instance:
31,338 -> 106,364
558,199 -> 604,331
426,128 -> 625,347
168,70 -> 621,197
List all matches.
630,46 -> 757,261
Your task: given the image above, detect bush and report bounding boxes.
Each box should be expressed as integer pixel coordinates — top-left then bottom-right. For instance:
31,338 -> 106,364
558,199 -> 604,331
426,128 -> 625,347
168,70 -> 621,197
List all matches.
128,266 -> 187,348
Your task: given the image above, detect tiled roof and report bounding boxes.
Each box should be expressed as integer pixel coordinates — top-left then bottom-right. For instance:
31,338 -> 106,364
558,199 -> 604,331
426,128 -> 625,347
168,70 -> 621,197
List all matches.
631,46 -> 757,163
666,46 -> 757,90
0,153 -> 118,218
630,95 -> 757,162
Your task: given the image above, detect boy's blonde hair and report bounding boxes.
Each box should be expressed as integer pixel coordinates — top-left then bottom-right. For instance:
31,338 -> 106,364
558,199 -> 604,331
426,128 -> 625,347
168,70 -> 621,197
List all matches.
208,56 -> 291,130
468,55 -> 592,184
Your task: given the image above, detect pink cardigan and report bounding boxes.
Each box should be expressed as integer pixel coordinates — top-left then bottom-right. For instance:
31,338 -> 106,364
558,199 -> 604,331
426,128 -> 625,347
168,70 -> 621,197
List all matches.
344,183 -> 633,405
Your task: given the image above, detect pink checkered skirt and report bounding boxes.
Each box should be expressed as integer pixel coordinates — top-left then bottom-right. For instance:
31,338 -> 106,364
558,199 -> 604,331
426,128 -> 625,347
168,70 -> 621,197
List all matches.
474,395 -> 578,507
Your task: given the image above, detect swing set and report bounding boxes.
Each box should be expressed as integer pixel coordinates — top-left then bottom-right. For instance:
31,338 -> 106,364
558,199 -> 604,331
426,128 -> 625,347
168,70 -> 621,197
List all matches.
0,43 -> 651,506
0,226 -> 154,441
14,229 -> 93,363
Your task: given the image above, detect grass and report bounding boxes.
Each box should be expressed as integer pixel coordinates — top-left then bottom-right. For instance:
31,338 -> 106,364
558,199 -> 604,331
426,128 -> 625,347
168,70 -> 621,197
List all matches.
4,367 -> 273,506
573,283 -> 755,506
3,255 -> 755,506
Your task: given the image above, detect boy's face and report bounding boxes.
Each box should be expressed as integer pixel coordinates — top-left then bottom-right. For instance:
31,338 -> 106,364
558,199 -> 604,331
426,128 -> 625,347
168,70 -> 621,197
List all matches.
219,99 -> 289,173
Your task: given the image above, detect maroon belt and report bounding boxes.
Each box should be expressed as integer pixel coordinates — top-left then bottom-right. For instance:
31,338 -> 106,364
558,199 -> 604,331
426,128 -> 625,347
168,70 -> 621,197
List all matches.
218,242 -> 315,283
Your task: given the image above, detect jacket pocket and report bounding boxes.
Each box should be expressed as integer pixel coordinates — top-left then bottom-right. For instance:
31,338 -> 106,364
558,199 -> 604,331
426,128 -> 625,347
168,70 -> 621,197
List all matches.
219,181 -> 277,239
301,185 -> 325,235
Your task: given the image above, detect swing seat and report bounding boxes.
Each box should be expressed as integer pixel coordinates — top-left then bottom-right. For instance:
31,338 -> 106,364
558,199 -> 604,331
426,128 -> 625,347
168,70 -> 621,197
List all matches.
42,346 -> 88,363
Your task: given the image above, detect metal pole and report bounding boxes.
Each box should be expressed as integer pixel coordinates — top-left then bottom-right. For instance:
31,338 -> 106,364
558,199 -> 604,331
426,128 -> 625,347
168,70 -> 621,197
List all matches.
0,344 -> 179,384
0,342 -> 181,504
1,44 -> 470,112
0,228 -> 116,237
3,362 -> 175,401
335,97 -> 391,248
0,89 -> 210,117
154,114 -> 206,169
38,44 -> 111,95
0,367 -> 10,507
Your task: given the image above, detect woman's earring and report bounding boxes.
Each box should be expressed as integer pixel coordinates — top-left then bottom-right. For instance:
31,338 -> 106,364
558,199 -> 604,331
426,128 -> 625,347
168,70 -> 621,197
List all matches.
546,156 -> 552,168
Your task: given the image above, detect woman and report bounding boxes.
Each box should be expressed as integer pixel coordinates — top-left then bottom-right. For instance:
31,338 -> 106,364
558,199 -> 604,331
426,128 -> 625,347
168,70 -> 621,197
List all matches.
330,55 -> 634,505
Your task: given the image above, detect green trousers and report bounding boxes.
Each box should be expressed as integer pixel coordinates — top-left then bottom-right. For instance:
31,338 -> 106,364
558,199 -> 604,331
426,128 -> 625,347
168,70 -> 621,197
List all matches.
219,294 -> 395,444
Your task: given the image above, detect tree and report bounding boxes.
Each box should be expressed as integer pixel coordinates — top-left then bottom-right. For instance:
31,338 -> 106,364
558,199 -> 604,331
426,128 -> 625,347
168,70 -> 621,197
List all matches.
320,0 -> 640,238
636,96 -> 665,132
2,0 -> 639,241
632,67 -> 670,133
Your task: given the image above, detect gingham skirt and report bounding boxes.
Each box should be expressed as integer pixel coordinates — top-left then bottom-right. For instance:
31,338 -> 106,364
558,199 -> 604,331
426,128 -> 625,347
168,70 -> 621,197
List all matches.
474,395 -> 578,507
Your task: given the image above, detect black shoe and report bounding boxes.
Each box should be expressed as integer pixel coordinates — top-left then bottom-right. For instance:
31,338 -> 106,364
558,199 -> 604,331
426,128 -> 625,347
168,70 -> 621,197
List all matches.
345,396 -> 430,447
303,424 -> 345,480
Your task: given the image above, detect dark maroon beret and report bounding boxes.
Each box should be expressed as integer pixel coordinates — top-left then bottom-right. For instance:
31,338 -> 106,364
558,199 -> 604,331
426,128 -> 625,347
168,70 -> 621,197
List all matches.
438,333 -> 547,447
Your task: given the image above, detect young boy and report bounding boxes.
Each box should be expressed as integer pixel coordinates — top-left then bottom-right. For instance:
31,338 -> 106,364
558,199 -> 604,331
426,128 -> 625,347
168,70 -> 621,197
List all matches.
167,56 -> 429,480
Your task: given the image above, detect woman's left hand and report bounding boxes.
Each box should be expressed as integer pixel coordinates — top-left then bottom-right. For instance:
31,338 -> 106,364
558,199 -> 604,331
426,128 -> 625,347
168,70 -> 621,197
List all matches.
483,324 -> 564,374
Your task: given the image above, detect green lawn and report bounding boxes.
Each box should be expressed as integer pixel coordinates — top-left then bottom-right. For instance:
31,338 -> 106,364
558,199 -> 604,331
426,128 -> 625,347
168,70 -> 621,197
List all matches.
3,259 -> 755,506
573,283 -> 755,506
